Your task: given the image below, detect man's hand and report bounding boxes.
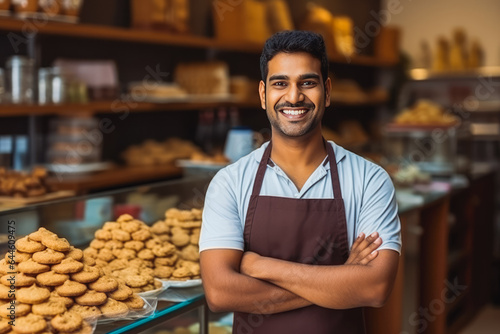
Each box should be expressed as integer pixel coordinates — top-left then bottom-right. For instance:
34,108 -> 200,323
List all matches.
345,232 -> 382,265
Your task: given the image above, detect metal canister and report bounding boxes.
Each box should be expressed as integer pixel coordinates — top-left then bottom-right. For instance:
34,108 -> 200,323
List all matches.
6,56 -> 35,104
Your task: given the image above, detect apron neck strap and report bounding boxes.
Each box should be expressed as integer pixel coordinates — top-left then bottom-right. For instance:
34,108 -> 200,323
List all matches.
252,140 -> 343,199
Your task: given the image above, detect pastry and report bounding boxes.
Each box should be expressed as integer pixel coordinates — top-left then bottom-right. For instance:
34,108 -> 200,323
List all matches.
51,311 -> 83,333
55,280 -> 87,297
16,284 -> 50,304
15,237 -> 46,253
36,271 -> 69,287
10,314 -> 47,333
32,248 -> 65,264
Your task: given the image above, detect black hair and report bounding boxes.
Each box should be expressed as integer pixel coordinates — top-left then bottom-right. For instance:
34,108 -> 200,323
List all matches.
260,30 -> 329,84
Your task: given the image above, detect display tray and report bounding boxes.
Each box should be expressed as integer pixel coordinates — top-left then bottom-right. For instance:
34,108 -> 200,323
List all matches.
138,280 -> 169,297
46,162 -> 114,174
0,190 -> 75,204
176,159 -> 228,170
161,278 -> 202,288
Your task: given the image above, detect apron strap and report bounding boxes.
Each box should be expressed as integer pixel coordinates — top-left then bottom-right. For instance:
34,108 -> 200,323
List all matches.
325,140 -> 343,199
250,141 -> 273,197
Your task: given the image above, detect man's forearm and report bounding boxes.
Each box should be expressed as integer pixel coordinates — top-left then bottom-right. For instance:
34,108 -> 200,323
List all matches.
245,250 -> 398,309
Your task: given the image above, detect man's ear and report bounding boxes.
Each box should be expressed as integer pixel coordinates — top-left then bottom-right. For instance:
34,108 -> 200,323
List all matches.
325,77 -> 332,108
259,80 -> 266,110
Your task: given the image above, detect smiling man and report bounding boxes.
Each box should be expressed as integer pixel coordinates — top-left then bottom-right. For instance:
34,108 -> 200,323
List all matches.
200,31 -> 401,334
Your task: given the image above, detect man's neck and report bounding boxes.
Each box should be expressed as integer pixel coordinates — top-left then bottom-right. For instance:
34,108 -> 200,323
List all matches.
270,130 -> 326,169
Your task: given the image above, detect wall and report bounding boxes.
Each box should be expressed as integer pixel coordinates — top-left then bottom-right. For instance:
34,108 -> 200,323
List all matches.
381,0 -> 500,67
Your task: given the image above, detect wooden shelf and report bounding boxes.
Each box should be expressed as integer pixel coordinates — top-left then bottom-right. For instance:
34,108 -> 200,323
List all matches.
0,16 -> 396,67
46,164 -> 182,194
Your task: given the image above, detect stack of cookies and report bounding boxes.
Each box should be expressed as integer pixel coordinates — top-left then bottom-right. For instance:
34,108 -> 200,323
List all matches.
84,214 -> 185,289
0,227 -> 145,334
150,208 -> 201,281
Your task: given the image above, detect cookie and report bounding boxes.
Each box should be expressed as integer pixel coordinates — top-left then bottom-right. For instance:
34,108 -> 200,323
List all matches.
28,227 -> 55,242
89,239 -> 106,250
154,254 -> 178,266
65,247 -> 84,261
16,284 -> 50,304
67,320 -> 93,334
69,304 -> 102,321
137,249 -> 155,261
94,229 -> 112,241
181,244 -> 199,262
190,233 -> 200,245
107,283 -> 133,301
103,240 -> 123,250
15,237 -> 46,253
107,259 -> 128,271
0,319 -> 11,334
40,234 -> 70,252
11,314 -> 47,333
36,271 -> 69,287
99,298 -> 129,318
70,265 -> 100,284
5,250 -> 31,263
0,259 -> 14,276
124,275 -> 148,288
74,290 -> 107,306
152,244 -> 176,257
120,220 -> 142,233
179,260 -> 200,276
55,280 -> 87,297
102,222 -> 121,231
154,279 -> 162,289
82,256 -> 96,266
50,291 -> 74,308
0,285 -> 13,300
83,248 -> 98,259
51,311 -> 83,333
88,276 -> 118,293
171,267 -> 191,280
0,273 -> 36,287
151,221 -> 170,234
32,299 -> 67,316
171,232 -> 190,247
122,295 -> 145,310
18,258 -> 50,275
0,301 -> 31,318
157,234 -> 170,242
131,228 -> 151,241
52,258 -> 84,274
111,229 -> 131,242
97,249 -> 115,262
145,238 -> 161,249
116,214 -> 134,223
32,248 -> 65,264
114,249 -> 135,260
191,208 -> 202,220
124,241 -> 144,252
154,266 -> 174,279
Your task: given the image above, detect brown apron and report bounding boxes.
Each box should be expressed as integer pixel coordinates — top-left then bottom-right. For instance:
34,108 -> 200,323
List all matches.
233,141 -> 366,334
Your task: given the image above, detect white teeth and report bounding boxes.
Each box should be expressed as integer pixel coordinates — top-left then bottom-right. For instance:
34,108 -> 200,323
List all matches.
282,109 -> 307,115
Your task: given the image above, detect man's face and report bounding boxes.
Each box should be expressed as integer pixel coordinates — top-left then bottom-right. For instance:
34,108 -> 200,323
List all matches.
259,52 -> 331,138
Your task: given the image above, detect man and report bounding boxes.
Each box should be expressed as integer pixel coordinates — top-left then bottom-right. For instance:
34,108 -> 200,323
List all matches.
200,31 -> 401,334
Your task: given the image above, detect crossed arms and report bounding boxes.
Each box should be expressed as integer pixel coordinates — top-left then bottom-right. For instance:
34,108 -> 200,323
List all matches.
200,232 -> 399,314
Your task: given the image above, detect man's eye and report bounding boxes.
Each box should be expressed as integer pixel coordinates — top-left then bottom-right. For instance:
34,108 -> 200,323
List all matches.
273,82 -> 286,86
303,81 -> 317,87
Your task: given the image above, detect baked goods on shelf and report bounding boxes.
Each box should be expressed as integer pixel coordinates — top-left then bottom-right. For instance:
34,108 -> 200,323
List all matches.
84,214 -> 192,289
1,227 -> 146,333
394,100 -> 459,126
150,208 -> 202,281
0,167 -> 50,198
174,62 -> 230,96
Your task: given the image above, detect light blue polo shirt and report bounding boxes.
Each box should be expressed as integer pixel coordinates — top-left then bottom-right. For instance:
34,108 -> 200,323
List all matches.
200,141 -> 401,254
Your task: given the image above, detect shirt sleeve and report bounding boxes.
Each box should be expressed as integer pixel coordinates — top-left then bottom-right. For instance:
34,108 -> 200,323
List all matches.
356,165 -> 402,254
200,168 -> 245,252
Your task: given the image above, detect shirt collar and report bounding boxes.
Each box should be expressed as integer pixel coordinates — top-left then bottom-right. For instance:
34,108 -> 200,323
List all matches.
253,140 -> 346,170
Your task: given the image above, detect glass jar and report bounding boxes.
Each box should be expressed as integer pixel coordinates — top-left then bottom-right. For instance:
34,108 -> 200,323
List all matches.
12,0 -> 38,14
51,67 -> 67,104
6,56 -> 35,104
0,0 -> 11,11
38,67 -> 52,105
62,0 -> 83,17
38,0 -> 62,16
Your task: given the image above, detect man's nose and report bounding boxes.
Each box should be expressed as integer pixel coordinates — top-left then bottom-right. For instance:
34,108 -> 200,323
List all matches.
285,84 -> 304,104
